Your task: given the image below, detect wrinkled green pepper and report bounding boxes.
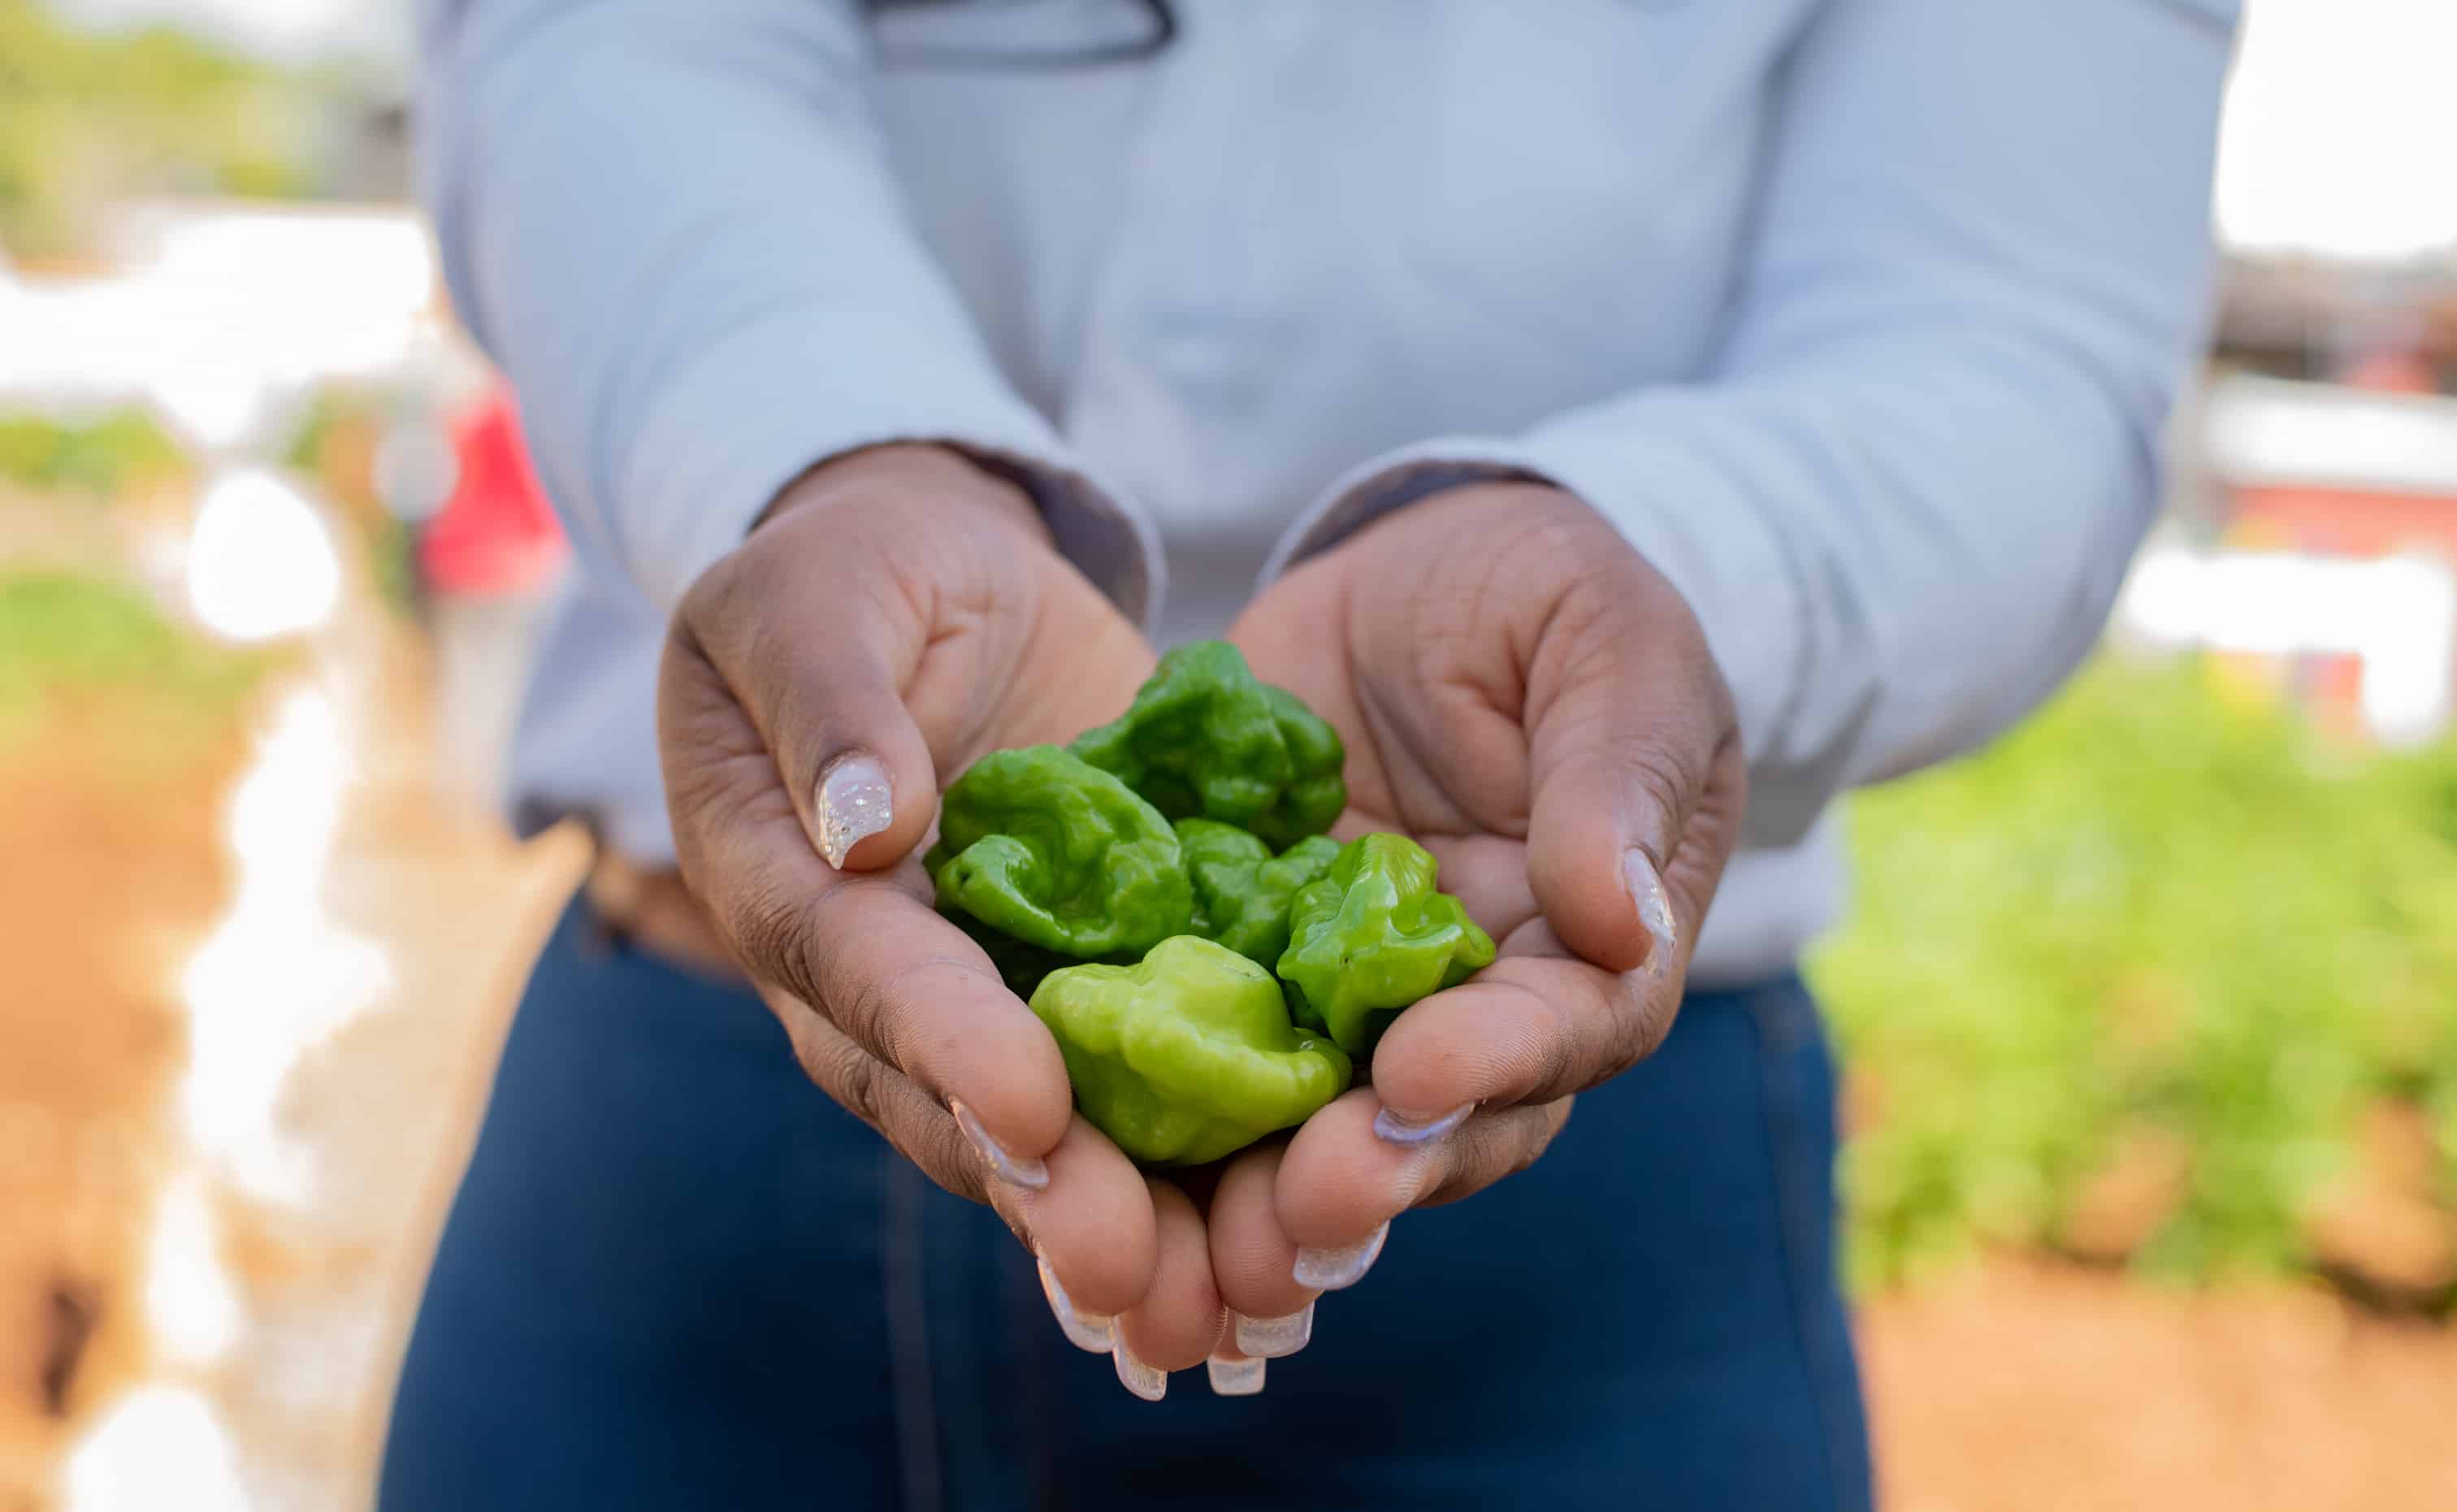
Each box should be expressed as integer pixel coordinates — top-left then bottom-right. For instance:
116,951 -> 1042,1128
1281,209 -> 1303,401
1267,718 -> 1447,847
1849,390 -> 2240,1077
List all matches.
1276,833 -> 1496,1055
1031,935 -> 1353,1165
942,906 -> 1129,999
930,745 -> 1193,957
1177,818 -> 1341,968
1070,640 -> 1346,851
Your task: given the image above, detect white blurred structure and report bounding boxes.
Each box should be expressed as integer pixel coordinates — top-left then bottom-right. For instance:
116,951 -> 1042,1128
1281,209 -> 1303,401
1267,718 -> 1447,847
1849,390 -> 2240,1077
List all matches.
2127,373 -> 2457,746
0,201 -> 465,456
2203,375 -> 2457,495
186,468 -> 344,643
52,0 -> 409,67
2216,0 -> 2457,262
2118,546 -> 2457,747
62,1387 -> 249,1512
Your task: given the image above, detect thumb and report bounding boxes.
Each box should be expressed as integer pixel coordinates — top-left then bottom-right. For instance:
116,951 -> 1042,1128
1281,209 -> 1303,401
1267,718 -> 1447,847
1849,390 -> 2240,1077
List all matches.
1519,574 -> 1739,977
668,506 -> 945,873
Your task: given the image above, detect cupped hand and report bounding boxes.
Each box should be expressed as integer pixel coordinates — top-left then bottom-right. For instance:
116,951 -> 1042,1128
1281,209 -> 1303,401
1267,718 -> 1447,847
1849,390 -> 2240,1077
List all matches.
1204,482 -> 1747,1333
656,444 -> 1223,1389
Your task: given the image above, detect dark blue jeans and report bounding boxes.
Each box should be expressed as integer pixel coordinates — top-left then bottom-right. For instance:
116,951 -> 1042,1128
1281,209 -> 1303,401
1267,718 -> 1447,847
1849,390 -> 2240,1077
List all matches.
380,900 -> 1871,1511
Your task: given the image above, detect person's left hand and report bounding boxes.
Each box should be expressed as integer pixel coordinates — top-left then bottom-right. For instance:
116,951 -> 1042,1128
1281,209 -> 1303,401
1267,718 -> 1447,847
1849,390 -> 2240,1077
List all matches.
1199,482 -> 1747,1348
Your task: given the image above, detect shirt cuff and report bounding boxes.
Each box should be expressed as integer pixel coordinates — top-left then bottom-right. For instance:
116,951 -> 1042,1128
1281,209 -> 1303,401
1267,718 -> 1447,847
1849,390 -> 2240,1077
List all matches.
618,309 -> 1165,631
1259,432 -> 1801,820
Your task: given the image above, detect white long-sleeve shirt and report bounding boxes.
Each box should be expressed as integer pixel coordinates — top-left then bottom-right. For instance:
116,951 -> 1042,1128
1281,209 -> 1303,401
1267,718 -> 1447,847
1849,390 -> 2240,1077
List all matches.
417,0 -> 2235,985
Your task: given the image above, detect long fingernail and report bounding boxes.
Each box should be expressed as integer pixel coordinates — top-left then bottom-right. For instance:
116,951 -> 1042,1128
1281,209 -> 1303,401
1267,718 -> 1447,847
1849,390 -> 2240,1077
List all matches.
1035,1253 -> 1114,1354
1207,1355 -> 1266,1396
951,1098 -> 1049,1189
1626,847 -> 1678,979
815,753 -> 894,869
1113,1338 -> 1167,1402
1372,1101 -> 1476,1147
1232,1301 -> 1314,1358
1293,1221 -> 1389,1291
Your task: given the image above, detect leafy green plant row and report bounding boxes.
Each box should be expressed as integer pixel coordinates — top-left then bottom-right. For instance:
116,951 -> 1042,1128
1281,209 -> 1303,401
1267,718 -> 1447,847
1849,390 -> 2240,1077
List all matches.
0,0 -> 331,256
1810,656 -> 2457,1302
0,567 -> 275,775
0,408 -> 186,497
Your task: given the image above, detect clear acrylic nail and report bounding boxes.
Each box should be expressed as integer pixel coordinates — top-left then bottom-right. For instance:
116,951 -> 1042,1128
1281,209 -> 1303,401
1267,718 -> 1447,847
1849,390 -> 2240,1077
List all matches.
1232,1301 -> 1314,1359
1372,1101 -> 1476,1147
951,1098 -> 1049,1189
1206,1355 -> 1267,1397
1035,1252 -> 1113,1354
815,753 -> 894,869
1113,1338 -> 1167,1402
1293,1220 -> 1389,1291
1626,847 -> 1679,979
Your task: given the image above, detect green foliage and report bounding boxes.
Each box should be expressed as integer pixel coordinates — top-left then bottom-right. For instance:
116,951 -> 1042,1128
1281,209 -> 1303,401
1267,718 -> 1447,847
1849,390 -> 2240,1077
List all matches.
0,0 -> 327,256
0,407 -> 186,496
0,567 -> 274,773
1812,657 -> 2457,1294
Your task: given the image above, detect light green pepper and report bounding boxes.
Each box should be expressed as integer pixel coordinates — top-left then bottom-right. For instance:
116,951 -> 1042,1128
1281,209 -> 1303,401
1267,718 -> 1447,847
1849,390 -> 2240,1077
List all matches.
1031,935 -> 1353,1166
1176,818 -> 1342,968
1070,640 -> 1346,850
1276,833 -> 1496,1055
930,745 -> 1192,957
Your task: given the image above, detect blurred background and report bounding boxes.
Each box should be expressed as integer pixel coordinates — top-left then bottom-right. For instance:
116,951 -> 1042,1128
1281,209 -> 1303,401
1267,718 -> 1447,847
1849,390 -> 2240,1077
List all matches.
3,1 -> 2455,1507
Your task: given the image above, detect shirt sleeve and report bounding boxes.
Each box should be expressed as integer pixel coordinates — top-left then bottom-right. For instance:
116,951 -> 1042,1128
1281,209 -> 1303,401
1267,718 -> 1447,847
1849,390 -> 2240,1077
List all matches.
414,0 -> 1162,622
1261,0 -> 2238,846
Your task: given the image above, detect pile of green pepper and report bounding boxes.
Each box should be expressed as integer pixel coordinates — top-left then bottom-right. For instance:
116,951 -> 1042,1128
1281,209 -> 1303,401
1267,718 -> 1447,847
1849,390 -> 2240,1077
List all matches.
926,641 -> 1493,1165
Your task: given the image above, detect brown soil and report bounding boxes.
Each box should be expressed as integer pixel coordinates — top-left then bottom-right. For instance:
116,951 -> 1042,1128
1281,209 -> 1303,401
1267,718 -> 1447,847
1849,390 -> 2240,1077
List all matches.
0,734 -> 239,1509
1860,1257 -> 2457,1512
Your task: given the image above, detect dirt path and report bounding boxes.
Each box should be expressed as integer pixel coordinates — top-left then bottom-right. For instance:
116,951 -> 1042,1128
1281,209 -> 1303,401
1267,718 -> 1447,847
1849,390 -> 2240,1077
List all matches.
2,617 -> 582,1512
1861,1257 -> 2457,1512
0,734 -> 232,1512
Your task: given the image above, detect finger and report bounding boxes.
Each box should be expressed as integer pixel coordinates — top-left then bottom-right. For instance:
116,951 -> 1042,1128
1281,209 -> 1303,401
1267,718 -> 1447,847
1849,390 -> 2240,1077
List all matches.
763,991 -> 1161,1323
765,981 -> 976,1189
1519,556 -> 1740,976
1003,1116 -> 1164,1323
1367,935 -> 1683,1120
674,508 -> 945,873
1274,1090 -> 1574,1276
1417,833 -> 1540,946
663,642 -> 1075,1167
1115,1180 -> 1224,1393
1207,1144 -> 1319,1358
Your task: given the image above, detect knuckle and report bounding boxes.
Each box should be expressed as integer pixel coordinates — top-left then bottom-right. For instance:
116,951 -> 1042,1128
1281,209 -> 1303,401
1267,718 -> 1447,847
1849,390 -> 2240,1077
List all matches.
1494,497 -> 1609,585
1496,978 -> 1584,1103
1599,984 -> 1679,1082
828,951 -> 996,1077
1506,1101 -> 1574,1178
811,1029 -> 888,1132
676,550 -> 764,652
1601,734 -> 1702,834
730,870 -> 826,1005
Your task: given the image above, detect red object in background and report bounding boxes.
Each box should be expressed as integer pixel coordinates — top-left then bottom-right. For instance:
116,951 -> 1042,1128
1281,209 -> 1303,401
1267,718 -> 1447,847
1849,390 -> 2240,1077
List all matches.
2338,349 -> 2440,396
419,388 -> 567,597
2231,484 -> 2457,562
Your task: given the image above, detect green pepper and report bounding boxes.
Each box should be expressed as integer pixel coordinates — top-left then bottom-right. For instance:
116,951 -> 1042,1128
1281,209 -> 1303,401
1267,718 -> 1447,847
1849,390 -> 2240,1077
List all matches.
1070,640 -> 1346,850
940,905 -> 1132,999
1276,833 -> 1496,1055
1031,935 -> 1353,1165
931,745 -> 1193,957
1176,818 -> 1341,968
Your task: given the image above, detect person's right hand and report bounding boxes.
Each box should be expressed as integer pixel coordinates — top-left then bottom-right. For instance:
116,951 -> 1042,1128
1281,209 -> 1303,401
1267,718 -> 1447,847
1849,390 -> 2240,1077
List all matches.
656,444 -> 1222,1393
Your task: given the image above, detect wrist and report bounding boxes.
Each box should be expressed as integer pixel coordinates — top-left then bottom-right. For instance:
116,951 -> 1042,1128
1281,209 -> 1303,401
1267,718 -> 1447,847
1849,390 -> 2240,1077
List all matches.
760,442 -> 1054,547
